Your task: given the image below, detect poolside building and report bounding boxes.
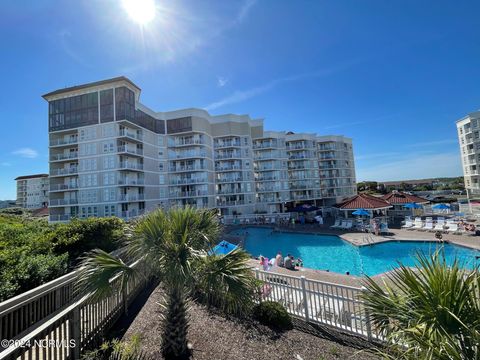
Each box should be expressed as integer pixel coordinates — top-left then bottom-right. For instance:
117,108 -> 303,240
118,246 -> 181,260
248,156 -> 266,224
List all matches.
15,174 -> 49,209
43,76 -> 357,222
456,111 -> 480,195
335,193 -> 392,218
382,191 -> 429,219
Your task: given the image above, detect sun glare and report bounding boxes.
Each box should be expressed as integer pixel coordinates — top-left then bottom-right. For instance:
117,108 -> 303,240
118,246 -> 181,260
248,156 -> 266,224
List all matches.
122,0 -> 156,25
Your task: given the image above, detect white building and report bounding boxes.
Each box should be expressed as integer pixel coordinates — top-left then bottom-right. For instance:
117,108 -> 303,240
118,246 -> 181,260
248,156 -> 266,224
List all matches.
15,174 -> 49,209
456,111 -> 480,195
43,77 -> 356,222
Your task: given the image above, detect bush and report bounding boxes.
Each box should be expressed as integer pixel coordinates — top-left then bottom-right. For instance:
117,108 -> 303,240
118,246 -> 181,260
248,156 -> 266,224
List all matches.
253,301 -> 293,330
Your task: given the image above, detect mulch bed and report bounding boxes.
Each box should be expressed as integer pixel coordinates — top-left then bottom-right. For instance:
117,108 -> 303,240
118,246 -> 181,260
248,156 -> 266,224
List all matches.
123,286 -> 380,360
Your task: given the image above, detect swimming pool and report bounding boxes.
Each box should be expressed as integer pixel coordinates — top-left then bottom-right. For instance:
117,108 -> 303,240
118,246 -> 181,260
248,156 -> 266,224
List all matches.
232,227 -> 480,276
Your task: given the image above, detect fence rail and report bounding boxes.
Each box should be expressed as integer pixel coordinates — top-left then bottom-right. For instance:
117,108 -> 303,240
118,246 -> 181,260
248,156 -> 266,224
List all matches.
0,259 -> 147,360
255,268 -> 384,342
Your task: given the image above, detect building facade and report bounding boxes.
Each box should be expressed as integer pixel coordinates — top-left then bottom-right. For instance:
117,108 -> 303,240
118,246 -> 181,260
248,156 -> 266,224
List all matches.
456,111 -> 480,195
15,174 -> 49,209
43,77 -> 356,222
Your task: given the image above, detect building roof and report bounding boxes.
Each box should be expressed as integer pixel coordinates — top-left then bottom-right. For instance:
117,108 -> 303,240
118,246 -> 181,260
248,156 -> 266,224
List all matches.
336,193 -> 392,210
42,76 -> 141,99
381,191 -> 429,205
15,174 -> 49,181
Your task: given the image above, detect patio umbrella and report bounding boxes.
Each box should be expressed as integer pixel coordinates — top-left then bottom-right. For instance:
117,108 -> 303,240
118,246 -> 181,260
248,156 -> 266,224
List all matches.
352,208 -> 370,216
432,203 -> 451,210
403,202 -> 422,209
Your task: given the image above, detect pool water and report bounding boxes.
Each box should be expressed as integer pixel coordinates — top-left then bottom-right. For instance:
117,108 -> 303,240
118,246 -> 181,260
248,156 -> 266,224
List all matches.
233,227 -> 480,276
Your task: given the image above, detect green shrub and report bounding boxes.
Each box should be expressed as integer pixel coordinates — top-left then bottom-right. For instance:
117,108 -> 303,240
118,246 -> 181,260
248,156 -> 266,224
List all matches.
253,301 -> 293,330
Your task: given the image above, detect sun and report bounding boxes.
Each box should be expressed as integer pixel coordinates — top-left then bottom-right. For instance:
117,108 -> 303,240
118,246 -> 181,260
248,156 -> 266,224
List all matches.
122,0 -> 156,25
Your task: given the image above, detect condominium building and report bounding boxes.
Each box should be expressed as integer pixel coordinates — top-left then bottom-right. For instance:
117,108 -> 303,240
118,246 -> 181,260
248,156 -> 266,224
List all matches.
43,76 -> 356,222
456,111 -> 480,195
15,174 -> 49,209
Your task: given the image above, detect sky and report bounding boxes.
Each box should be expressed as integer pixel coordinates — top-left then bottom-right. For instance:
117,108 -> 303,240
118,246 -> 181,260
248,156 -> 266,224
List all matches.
1,0 -> 479,199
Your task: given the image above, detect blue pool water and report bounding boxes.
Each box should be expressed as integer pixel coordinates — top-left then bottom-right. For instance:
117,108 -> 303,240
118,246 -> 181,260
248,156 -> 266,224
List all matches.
233,227 -> 480,276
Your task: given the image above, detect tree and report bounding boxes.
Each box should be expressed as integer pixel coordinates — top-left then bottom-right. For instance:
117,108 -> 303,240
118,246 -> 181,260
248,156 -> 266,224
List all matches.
76,207 -> 257,360
361,252 -> 480,359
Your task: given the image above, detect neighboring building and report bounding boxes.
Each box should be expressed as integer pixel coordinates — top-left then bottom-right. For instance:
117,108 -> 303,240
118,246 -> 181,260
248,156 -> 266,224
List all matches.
43,76 -> 356,222
15,174 -> 49,209
456,111 -> 480,195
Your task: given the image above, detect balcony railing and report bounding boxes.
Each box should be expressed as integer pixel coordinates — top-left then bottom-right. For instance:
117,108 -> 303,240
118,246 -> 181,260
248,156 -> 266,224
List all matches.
253,141 -> 277,149
169,177 -> 208,185
217,200 -> 246,206
169,165 -> 206,172
216,188 -> 245,195
169,151 -> 207,159
118,194 -> 145,202
50,137 -> 78,146
50,168 -> 79,176
215,165 -> 242,171
118,129 -> 143,141
216,177 -> 243,183
50,199 -> 79,206
118,146 -> 143,156
119,162 -> 144,171
169,190 -> 209,198
214,140 -> 241,148
50,184 -> 79,191
215,152 -> 242,160
50,152 -> 79,161
118,178 -> 145,186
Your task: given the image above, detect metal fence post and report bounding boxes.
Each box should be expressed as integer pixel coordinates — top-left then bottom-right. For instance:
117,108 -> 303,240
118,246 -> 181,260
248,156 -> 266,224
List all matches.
300,276 -> 309,322
70,305 -> 81,359
361,286 -> 373,342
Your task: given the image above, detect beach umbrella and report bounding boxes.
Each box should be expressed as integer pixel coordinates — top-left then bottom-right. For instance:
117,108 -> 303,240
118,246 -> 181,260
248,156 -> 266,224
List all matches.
404,202 -> 422,209
352,208 -> 370,216
432,203 -> 451,210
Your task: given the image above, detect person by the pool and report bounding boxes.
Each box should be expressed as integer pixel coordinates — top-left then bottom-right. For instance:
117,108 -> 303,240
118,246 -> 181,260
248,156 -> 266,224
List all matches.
284,254 -> 295,270
275,252 -> 284,267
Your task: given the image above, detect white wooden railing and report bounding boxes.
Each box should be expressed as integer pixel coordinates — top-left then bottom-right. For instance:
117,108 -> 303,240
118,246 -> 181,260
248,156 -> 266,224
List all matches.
254,269 -> 384,342
0,260 -> 148,360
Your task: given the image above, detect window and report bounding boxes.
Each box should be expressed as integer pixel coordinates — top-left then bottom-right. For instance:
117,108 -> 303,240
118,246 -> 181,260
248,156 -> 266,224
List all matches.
103,172 -> 116,185
79,190 -> 98,204
103,141 -> 115,153
80,174 -> 98,187
103,156 -> 115,169
159,174 -> 165,185
100,89 -> 114,123
104,205 -> 116,217
79,143 -> 97,156
79,128 -> 95,141
103,188 -> 116,201
80,158 -> 97,172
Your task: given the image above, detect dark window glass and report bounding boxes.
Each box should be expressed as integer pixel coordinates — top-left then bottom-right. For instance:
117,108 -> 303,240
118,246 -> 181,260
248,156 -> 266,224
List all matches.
48,91 -> 99,132
167,117 -> 192,134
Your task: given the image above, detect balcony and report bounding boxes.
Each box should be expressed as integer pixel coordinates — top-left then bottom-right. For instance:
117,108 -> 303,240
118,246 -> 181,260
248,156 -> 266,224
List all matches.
118,146 -> 143,156
50,184 -> 79,191
49,214 -> 71,222
50,199 -> 78,206
253,141 -> 277,149
286,143 -> 307,150
169,190 -> 209,198
118,194 -> 145,202
50,167 -> 79,176
169,165 -> 205,172
168,151 -> 207,160
50,152 -> 79,162
50,137 -> 78,147
169,177 -> 208,185
215,152 -> 242,160
216,177 -> 243,183
118,178 -> 145,186
215,165 -> 242,171
119,162 -> 144,171
169,137 -> 205,147
118,129 -> 143,142
214,140 -> 241,148
217,200 -> 246,207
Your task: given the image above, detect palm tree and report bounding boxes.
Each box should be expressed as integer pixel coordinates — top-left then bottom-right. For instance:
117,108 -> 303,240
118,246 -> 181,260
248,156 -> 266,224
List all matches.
76,207 -> 257,360
361,251 -> 480,360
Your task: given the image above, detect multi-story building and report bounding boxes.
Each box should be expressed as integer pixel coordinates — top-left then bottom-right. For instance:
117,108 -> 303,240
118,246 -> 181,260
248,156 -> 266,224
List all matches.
15,174 -> 49,209
43,76 -> 356,222
456,111 -> 480,195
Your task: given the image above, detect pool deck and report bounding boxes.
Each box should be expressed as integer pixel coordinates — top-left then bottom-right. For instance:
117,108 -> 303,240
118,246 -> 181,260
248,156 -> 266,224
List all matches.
236,224 -> 480,287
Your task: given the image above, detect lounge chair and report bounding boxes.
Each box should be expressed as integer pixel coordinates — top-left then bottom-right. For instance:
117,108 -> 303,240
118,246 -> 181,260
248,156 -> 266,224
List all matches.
330,219 -> 341,229
402,219 -> 413,229
380,223 -> 390,235
412,220 -> 424,230
433,220 -> 445,231
446,222 -> 459,233
341,220 -> 353,230
423,221 -> 434,231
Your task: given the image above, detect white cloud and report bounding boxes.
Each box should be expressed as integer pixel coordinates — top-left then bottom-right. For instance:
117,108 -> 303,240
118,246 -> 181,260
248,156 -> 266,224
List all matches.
205,59 -> 361,111
217,77 -> 229,87
13,148 -> 38,159
356,152 -> 462,182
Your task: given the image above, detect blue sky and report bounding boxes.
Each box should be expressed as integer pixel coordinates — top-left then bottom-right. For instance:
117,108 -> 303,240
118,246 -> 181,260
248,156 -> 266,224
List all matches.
1,0 -> 479,199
